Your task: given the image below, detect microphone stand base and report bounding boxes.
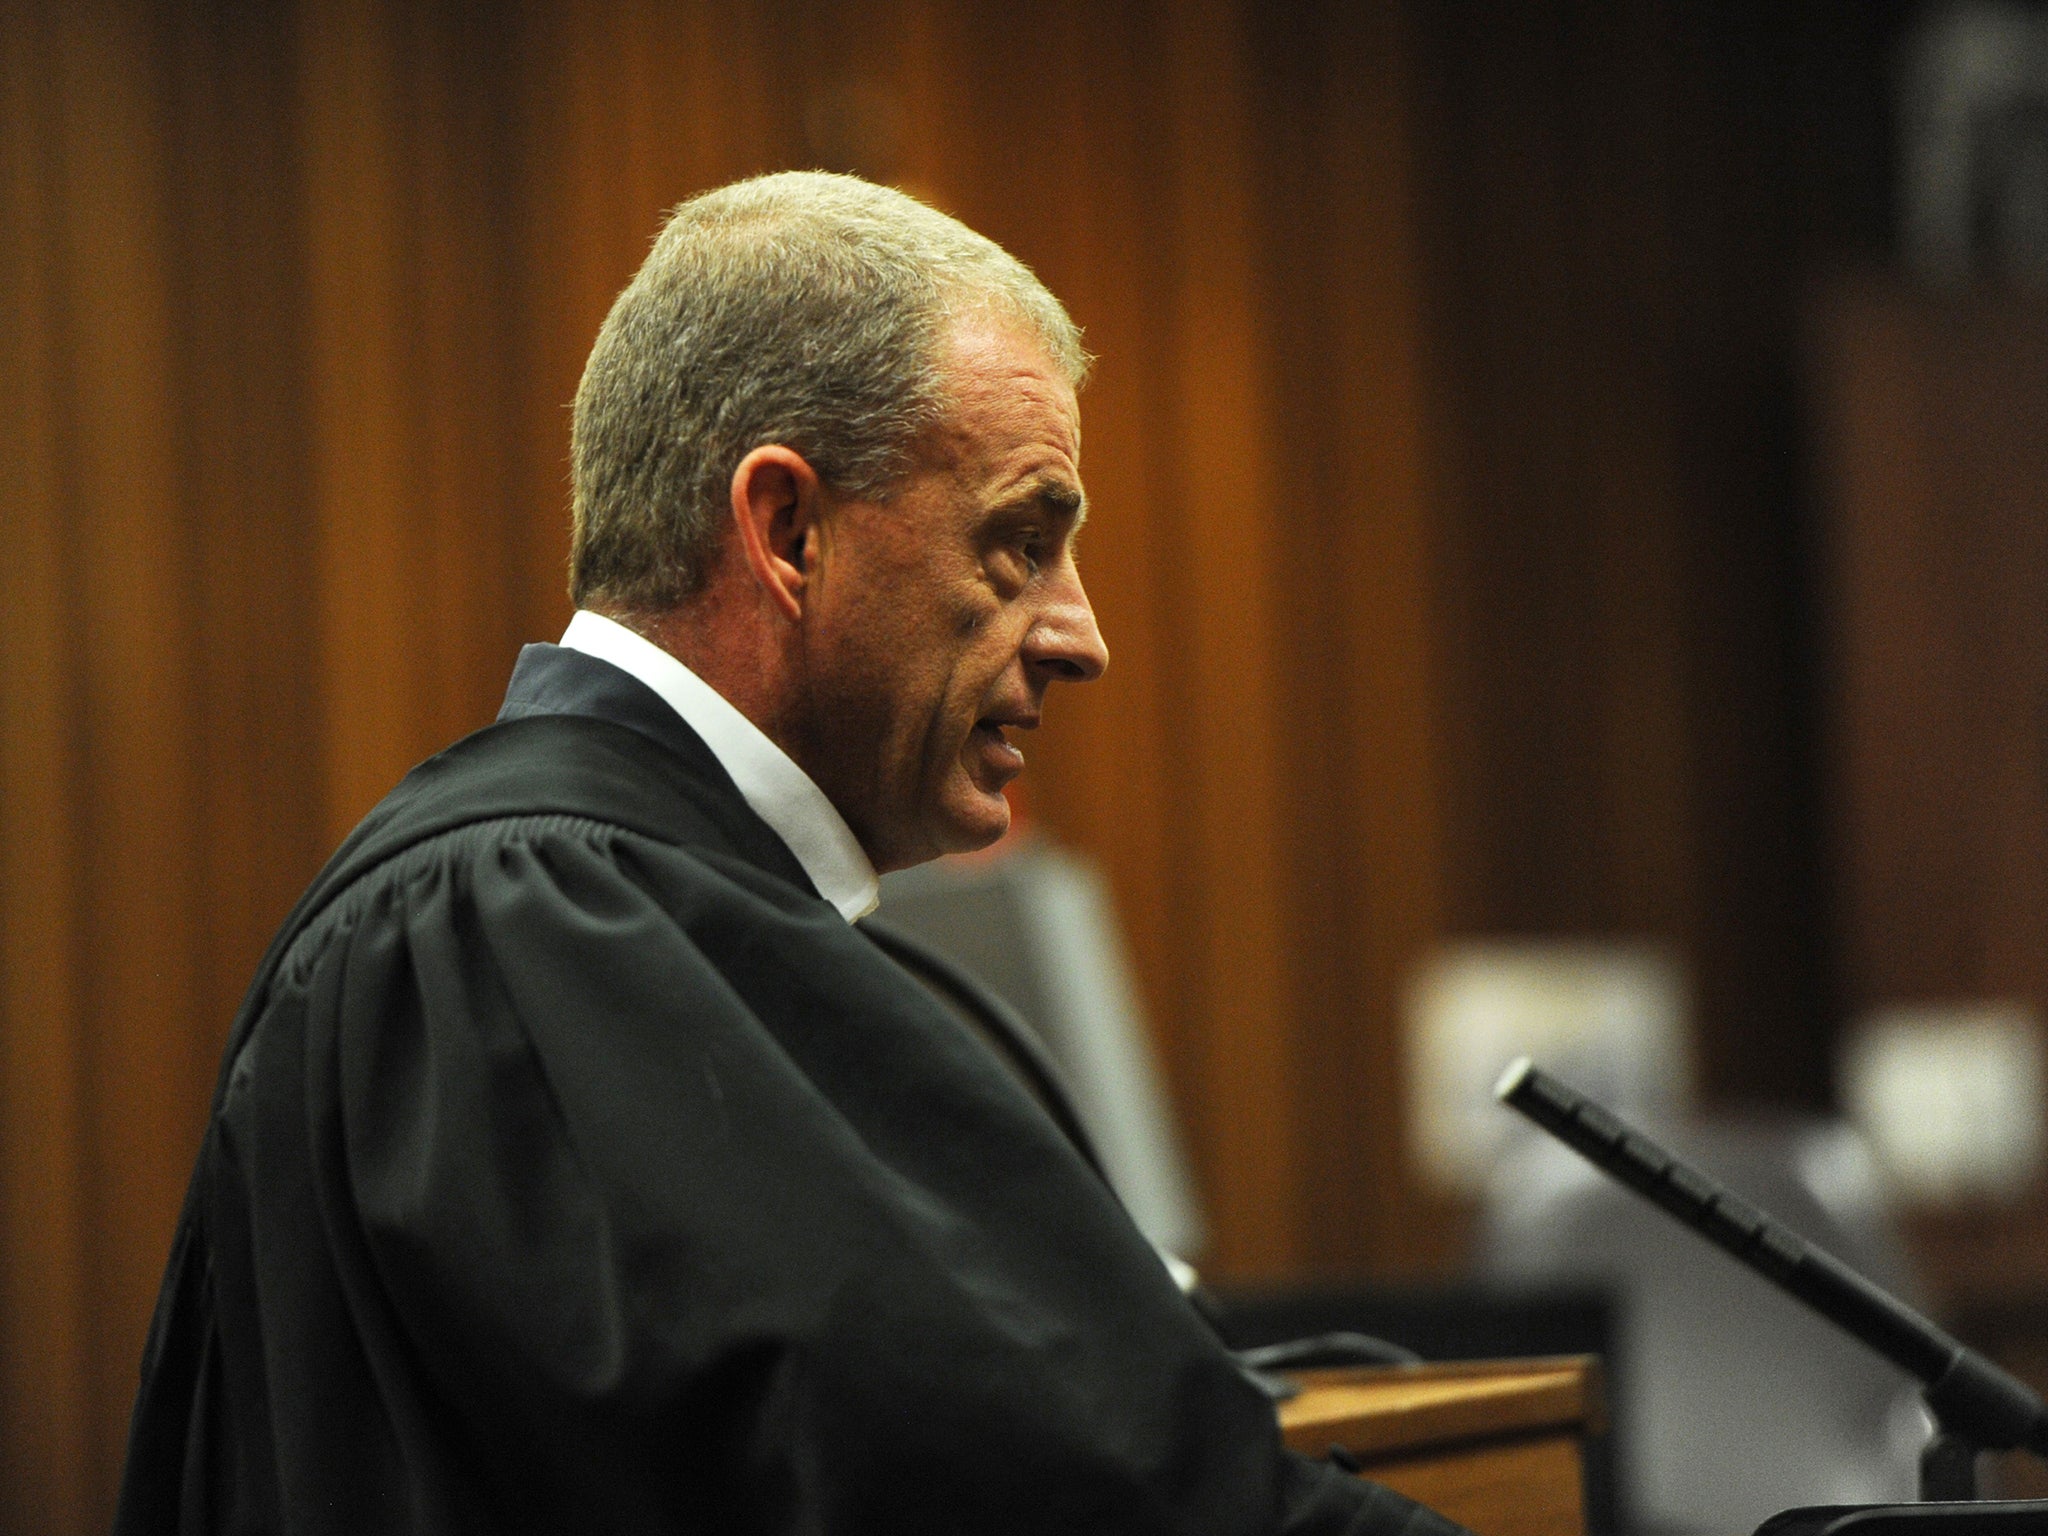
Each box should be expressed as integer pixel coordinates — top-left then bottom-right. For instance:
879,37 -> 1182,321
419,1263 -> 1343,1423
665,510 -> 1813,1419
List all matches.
1922,1429 -> 1981,1502
1756,1502 -> 2048,1535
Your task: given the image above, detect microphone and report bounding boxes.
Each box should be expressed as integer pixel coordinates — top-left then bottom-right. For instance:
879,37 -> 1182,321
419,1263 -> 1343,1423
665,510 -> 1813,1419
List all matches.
1494,1056 -> 2048,1500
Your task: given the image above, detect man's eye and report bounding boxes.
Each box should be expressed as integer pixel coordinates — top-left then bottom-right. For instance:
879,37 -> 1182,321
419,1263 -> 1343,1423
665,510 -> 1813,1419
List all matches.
986,527 -> 1048,588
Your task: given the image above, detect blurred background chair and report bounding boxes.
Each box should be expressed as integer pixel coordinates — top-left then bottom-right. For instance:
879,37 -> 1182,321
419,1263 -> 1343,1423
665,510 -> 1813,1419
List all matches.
1478,1117 -> 1925,1535
877,834 -> 1207,1260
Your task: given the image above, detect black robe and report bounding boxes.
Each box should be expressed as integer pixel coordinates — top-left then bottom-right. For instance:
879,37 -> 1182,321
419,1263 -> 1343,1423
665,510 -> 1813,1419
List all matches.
114,645 -> 1461,1536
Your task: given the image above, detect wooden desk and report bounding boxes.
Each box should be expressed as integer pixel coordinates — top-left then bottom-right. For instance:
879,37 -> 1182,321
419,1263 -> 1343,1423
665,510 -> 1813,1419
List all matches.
1279,1357 -> 1604,1536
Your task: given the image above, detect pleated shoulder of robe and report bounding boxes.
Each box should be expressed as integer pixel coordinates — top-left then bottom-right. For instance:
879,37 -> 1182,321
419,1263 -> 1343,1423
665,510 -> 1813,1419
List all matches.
114,684 -> 1462,1536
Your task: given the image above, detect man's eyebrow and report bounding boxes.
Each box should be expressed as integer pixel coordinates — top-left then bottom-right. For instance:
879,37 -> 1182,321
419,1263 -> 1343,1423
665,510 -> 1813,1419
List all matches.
1010,474 -> 1087,527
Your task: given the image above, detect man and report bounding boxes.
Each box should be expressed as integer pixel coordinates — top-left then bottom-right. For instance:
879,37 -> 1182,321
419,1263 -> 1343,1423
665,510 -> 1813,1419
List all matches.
116,172 -> 1462,1535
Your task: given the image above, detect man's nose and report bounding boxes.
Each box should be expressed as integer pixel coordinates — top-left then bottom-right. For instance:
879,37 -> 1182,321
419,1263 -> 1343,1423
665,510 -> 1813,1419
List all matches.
1025,568 -> 1109,684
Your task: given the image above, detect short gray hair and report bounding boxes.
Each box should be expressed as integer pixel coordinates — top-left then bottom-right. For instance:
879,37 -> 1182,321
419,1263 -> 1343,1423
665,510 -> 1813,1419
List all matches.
569,171 -> 1088,611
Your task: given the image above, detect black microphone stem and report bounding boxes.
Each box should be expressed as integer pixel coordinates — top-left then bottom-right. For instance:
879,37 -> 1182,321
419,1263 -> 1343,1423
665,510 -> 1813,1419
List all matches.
1494,1057 -> 2048,1501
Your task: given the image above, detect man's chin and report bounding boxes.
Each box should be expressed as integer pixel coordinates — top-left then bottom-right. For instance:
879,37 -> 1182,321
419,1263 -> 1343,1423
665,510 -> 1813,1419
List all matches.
957,803 -> 1013,852
867,792 -> 1011,874
934,787 -> 1013,860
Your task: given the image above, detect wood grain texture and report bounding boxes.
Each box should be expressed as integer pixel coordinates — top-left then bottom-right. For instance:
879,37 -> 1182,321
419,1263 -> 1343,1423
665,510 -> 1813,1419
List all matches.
163,0 -> 327,1050
1155,0 -> 1304,1274
1279,1358 -> 1602,1456
1247,0 -> 1452,1278
1369,1436 -> 1585,1536
1811,278 -> 2048,1014
1280,1359 -> 1599,1536
0,4 -> 95,1522
46,0 -> 210,1489
1403,1 -> 1899,1109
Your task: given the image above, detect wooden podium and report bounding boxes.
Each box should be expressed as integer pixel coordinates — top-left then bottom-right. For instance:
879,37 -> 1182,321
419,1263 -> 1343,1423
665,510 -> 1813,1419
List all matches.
1279,1357 -> 1604,1536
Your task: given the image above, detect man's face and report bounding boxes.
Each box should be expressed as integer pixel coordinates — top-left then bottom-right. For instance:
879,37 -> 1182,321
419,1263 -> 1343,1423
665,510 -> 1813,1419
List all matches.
791,320 -> 1107,873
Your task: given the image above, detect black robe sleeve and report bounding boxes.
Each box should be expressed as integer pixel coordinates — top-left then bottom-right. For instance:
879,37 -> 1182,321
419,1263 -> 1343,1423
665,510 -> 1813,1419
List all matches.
118,732 -> 1468,1535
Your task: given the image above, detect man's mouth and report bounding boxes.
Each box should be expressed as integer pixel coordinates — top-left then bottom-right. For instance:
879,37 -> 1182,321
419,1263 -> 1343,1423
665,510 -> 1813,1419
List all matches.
969,718 -> 1029,778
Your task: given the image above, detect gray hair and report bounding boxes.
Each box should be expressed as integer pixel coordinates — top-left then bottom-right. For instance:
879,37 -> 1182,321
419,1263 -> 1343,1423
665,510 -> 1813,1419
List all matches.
568,171 -> 1089,611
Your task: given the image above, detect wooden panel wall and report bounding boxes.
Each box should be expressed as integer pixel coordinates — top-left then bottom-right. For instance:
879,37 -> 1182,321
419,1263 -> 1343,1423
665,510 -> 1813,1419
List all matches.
0,1 -> 1903,1529
1244,5 -> 1453,1277
1811,279 -> 2048,1018
1,4 -> 331,1523
1805,281 -> 2048,1420
0,3 -> 1447,1526
1401,1 -> 1899,1106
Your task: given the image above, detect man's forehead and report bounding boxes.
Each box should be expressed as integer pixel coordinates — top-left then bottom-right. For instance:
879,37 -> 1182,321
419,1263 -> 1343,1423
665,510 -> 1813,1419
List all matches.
937,319 -> 1080,415
922,322 -> 1085,511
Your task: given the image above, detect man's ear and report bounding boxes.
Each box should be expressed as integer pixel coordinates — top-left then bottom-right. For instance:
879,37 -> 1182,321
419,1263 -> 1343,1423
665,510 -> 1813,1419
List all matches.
729,445 -> 823,622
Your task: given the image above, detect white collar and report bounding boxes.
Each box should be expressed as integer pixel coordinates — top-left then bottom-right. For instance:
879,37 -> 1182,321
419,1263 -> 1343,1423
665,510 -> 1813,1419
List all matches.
558,610 -> 880,922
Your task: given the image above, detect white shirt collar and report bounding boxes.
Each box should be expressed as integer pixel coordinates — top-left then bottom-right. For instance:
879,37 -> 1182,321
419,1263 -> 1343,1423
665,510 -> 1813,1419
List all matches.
558,610 -> 880,922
